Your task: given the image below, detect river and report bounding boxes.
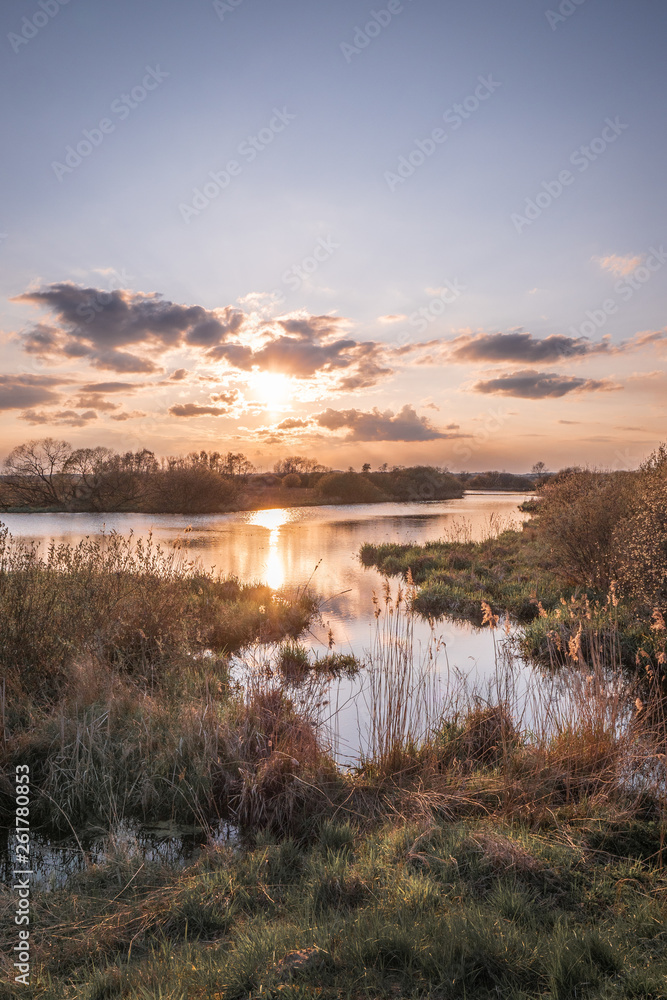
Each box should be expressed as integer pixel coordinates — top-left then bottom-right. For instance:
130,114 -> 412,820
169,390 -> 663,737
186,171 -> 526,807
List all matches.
1,490 -> 532,763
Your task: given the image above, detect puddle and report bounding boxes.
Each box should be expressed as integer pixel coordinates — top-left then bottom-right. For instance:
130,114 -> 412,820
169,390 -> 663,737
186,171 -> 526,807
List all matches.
1,819 -> 237,890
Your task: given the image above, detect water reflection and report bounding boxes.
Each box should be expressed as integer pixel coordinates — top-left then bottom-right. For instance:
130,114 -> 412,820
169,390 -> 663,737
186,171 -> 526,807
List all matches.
245,508 -> 292,589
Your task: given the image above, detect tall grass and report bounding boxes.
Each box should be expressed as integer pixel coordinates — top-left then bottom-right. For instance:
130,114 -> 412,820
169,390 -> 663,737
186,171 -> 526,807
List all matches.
0,521 -> 317,702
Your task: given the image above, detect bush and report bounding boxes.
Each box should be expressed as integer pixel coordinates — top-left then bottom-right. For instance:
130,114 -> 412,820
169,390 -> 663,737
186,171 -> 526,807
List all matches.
281,473 -> 302,489
534,470 -> 634,590
615,446 -> 667,608
317,472 -> 387,504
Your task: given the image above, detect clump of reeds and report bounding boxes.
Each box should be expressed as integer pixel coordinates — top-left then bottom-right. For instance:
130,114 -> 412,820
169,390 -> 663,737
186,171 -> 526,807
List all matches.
0,521 -> 317,704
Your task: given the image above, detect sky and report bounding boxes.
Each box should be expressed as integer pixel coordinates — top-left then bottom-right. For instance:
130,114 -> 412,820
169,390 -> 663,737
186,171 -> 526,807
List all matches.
0,0 -> 665,473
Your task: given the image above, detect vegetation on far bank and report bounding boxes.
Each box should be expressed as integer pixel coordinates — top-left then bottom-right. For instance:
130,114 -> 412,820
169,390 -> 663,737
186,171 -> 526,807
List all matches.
0,439 -> 540,515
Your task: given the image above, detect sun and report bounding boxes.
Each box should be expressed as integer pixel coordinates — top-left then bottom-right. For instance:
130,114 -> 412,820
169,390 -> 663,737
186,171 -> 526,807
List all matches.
249,371 -> 291,411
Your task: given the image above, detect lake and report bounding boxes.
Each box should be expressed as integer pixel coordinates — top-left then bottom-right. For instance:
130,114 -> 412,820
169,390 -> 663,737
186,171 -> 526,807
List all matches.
1,491 -> 532,763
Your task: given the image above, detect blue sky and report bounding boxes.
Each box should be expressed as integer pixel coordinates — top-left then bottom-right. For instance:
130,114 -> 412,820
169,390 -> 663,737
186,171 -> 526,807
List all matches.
1,0 -> 665,471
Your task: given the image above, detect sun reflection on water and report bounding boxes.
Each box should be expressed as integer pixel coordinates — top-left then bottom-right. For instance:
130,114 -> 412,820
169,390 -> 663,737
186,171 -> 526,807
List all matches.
246,508 -> 291,589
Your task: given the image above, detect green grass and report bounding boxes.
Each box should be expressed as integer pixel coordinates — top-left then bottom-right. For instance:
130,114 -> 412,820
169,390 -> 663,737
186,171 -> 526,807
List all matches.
6,816 -> 667,998
360,527 -> 565,624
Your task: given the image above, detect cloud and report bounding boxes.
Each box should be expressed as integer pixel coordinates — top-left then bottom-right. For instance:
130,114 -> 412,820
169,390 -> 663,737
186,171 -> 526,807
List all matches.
472,370 -> 622,399
70,395 -> 119,412
14,285 -> 399,393
378,314 -> 407,324
595,253 -> 642,277
276,417 -> 310,430
110,410 -> 146,421
80,381 -> 142,393
21,408 -> 98,427
315,404 -> 464,442
15,283 -> 245,372
168,402 -> 232,418
0,374 -> 66,410
446,330 -> 613,365
210,389 -> 240,405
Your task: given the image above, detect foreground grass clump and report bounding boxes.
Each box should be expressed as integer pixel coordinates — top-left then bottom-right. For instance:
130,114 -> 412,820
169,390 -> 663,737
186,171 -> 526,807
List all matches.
6,814 -> 667,999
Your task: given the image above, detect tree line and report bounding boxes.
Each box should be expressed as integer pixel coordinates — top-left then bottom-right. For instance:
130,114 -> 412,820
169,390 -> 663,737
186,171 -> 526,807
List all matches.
0,439 -> 541,513
0,438 -> 255,513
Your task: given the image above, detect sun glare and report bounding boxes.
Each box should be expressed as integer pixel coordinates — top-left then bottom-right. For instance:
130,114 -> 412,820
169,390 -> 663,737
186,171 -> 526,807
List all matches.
249,371 -> 290,410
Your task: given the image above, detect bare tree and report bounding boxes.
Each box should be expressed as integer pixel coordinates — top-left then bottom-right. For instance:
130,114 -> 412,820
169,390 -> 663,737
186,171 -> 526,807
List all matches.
3,438 -> 73,507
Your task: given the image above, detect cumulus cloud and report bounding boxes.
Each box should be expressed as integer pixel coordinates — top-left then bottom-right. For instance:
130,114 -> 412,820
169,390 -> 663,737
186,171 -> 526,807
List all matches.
15,284 -> 245,373
0,374 -> 68,410
315,404 -> 464,442
15,286 -> 397,393
472,370 -> 622,399
21,408 -> 98,427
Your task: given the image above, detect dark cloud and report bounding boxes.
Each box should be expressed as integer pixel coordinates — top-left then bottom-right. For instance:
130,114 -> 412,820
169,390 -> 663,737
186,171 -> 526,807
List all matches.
277,315 -> 348,341
168,402 -> 231,418
0,374 -> 65,410
15,284 -> 245,372
315,404 -> 464,442
447,330 -> 612,364
80,381 -> 142,393
15,285 -> 396,391
472,370 -> 622,398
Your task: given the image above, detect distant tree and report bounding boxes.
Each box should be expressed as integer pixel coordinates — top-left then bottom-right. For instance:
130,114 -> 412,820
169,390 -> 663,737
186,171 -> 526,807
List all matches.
378,463 -> 389,472
274,456 -> 325,475
362,463 -> 371,474
3,438 -> 73,507
531,461 -> 549,484
281,473 -> 302,488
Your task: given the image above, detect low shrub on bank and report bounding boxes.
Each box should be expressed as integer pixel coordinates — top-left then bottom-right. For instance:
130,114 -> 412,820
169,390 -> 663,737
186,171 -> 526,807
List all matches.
0,523 -> 317,700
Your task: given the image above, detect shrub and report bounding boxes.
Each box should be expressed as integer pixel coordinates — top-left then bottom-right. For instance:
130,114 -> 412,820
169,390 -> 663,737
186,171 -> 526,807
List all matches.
534,470 -> 634,590
317,472 -> 387,504
281,473 -> 302,489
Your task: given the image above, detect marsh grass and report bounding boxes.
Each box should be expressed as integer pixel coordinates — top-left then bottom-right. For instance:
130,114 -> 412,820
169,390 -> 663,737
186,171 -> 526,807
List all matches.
5,513 -> 667,996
